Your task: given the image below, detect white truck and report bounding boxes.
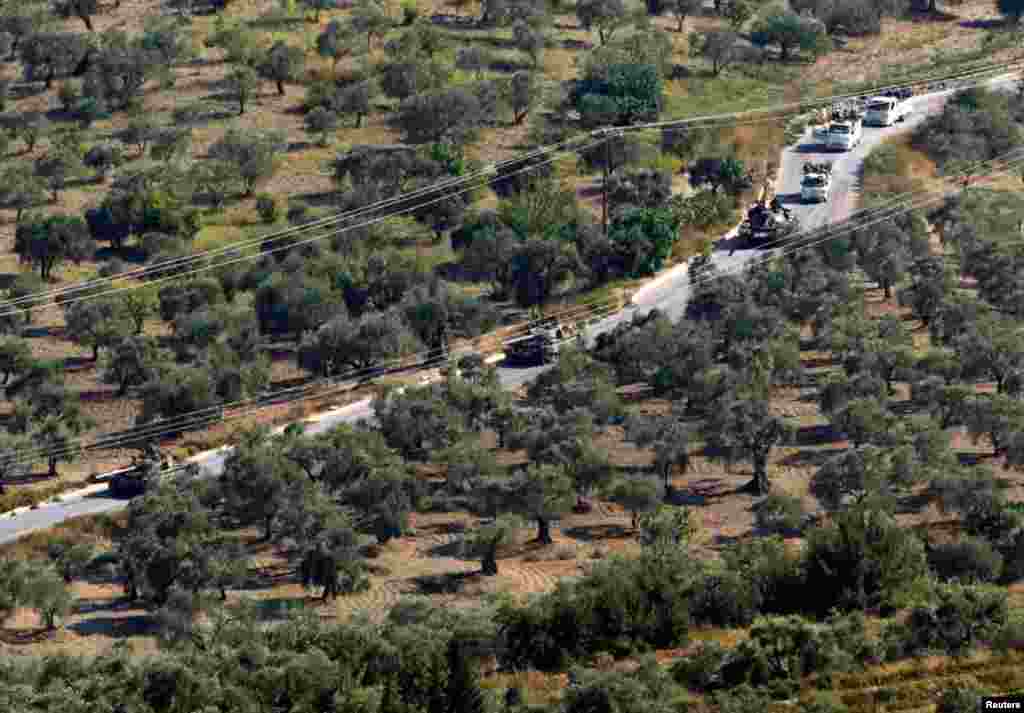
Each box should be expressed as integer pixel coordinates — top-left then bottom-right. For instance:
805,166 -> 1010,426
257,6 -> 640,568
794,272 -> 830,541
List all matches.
801,161 -> 833,203
826,116 -> 862,151
863,89 -> 913,127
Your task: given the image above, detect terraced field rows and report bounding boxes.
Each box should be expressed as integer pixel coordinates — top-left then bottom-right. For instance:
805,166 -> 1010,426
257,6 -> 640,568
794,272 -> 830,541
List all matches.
761,652 -> 1024,713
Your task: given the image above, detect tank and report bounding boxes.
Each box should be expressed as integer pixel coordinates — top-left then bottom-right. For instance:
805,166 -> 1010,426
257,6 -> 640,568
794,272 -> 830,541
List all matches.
502,322 -> 576,366
739,202 -> 801,246
107,444 -> 175,498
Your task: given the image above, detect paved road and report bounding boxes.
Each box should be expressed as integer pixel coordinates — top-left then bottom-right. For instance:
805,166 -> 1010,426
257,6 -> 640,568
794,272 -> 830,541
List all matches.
0,76 -> 1016,545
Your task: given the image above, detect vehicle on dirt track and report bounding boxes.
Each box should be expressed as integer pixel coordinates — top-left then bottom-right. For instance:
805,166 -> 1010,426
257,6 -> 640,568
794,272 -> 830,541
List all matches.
739,201 -> 801,246
801,161 -> 833,203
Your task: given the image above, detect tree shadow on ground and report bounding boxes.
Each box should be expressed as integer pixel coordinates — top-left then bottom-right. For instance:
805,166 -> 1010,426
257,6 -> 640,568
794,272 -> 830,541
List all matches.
82,555 -> 122,587
69,613 -> 157,638
955,451 -> 997,467
660,484 -> 709,507
712,532 -> 744,547
72,595 -> 137,617
894,491 -> 932,515
779,447 -> 841,469
563,523 -> 632,542
958,17 -> 1006,30
295,190 -> 340,209
412,570 -> 480,595
793,423 -> 843,447
244,14 -> 307,30
561,38 -> 592,51
800,356 -> 834,371
682,477 -> 738,503
423,539 -> 470,559
487,58 -> 535,73
94,245 -> 148,265
458,34 -> 517,50
889,400 -> 921,417
6,84 -> 46,101
253,596 -> 310,621
0,627 -> 60,645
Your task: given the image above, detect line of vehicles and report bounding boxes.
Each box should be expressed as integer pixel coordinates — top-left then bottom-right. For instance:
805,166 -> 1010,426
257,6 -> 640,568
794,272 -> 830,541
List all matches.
741,89 -> 917,245
811,89 -> 915,151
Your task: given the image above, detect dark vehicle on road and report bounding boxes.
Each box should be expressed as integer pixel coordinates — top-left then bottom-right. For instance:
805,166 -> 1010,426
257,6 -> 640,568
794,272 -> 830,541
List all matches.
739,200 -> 801,246
108,444 -> 194,497
504,331 -> 559,366
503,321 -> 578,366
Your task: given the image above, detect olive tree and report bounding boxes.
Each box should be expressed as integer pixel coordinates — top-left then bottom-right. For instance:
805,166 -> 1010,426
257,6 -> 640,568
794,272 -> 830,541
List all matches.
208,129 -> 286,196
689,30 -> 742,76
507,71 -> 541,124
257,41 -> 305,96
702,395 -> 793,495
351,0 -> 392,52
64,298 -> 133,360
515,463 -> 575,544
610,476 -> 661,530
14,213 -> 95,280
53,0 -> 98,32
316,20 -> 354,69
670,0 -> 703,32
466,515 -> 522,575
395,87 -> 483,144
0,164 -> 47,222
227,66 -> 260,115
299,310 -> 422,377
576,0 -> 629,46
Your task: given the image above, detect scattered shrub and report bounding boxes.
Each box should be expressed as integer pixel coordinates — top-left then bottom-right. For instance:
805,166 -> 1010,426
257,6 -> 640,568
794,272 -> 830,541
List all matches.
937,681 -> 990,713
889,583 -> 1008,657
927,538 -> 1004,584
992,620 -> 1024,652
754,494 -> 806,535
287,200 -> 310,225
255,194 -> 280,224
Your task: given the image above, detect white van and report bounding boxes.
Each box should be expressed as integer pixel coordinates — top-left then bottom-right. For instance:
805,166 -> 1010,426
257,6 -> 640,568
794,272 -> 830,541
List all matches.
826,119 -> 862,151
864,95 -> 911,127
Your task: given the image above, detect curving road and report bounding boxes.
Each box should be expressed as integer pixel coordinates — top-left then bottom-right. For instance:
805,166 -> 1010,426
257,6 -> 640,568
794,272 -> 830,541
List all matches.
0,75 -> 1016,545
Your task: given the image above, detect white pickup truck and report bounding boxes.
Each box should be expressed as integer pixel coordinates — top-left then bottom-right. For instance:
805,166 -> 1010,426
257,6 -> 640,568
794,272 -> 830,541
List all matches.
801,162 -> 832,203
864,92 -> 913,127
826,117 -> 862,151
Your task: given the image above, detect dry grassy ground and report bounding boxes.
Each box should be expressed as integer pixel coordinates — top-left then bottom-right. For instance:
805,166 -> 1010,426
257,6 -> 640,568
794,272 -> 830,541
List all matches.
3,295 -> 1024,651
0,2 -> 1012,501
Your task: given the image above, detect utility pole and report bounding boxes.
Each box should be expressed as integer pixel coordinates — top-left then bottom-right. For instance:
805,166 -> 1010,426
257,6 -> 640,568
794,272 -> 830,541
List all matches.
601,131 -> 617,238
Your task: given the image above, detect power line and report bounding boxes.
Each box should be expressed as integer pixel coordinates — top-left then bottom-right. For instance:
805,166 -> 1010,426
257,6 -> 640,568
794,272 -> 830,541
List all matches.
3,134 -> 596,309
5,59 -> 1024,465
4,57 -> 1022,317
0,294 -> 626,466
11,145 -> 1024,469
628,58 -> 1024,133
0,136 -> 610,319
